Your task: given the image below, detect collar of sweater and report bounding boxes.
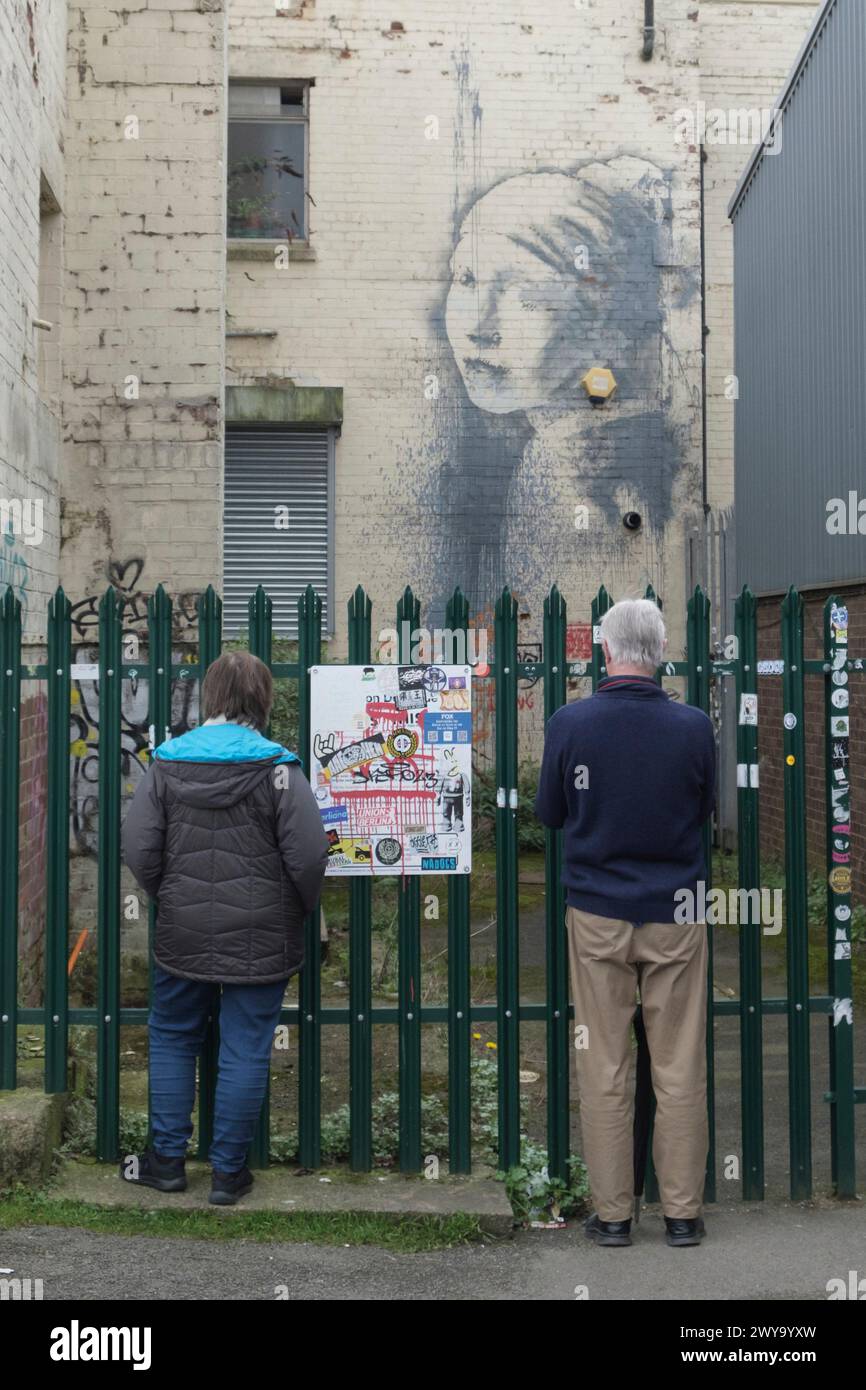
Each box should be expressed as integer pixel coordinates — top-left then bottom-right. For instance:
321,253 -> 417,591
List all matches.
596,674 -> 666,697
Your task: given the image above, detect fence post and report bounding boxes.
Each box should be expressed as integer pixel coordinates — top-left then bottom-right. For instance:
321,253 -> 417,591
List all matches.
445,586 -> 471,1174
45,588 -> 72,1093
687,584 -> 716,1204
734,585 -> 764,1199
396,586 -> 422,1173
298,584 -> 323,1169
823,596 -> 855,1197
0,586 -> 22,1090
495,586 -> 520,1171
781,586 -> 811,1200
196,585 -> 222,1161
542,585 -> 568,1182
96,586 -> 122,1161
247,585 -> 274,1169
145,585 -> 173,1144
643,583 -> 664,1207
348,585 -> 373,1171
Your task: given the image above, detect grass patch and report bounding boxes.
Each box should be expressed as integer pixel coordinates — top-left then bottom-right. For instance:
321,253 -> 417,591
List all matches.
0,1188 -> 487,1253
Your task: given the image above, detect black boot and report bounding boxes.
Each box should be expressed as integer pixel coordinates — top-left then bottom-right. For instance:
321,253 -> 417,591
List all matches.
119,1147 -> 187,1192
584,1212 -> 633,1246
209,1165 -> 254,1206
664,1216 -> 706,1247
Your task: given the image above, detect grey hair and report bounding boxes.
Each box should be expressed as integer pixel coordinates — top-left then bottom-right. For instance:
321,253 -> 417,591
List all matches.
599,599 -> 666,672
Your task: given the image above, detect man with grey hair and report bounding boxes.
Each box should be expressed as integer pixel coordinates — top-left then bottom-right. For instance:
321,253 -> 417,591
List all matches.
535,598 -> 716,1248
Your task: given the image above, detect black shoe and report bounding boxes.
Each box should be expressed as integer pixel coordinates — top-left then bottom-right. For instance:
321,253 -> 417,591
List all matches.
584,1212 -> 633,1247
119,1146 -> 187,1192
209,1165 -> 254,1206
665,1216 -> 706,1247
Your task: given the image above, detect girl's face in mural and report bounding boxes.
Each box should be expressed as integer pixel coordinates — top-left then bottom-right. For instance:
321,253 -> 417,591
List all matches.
446,230 -> 585,414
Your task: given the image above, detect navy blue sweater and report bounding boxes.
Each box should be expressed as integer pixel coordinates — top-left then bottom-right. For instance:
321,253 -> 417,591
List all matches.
534,675 -> 716,923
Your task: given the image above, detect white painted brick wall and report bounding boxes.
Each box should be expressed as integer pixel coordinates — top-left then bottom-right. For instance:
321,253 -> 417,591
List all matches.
226,0 -> 706,661
60,0 -> 227,621
0,0 -> 67,640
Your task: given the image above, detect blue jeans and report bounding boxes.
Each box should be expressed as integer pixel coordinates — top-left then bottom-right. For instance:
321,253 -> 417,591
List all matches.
148,966 -> 287,1173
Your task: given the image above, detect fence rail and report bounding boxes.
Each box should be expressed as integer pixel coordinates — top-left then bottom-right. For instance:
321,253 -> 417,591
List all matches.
0,579 -> 862,1199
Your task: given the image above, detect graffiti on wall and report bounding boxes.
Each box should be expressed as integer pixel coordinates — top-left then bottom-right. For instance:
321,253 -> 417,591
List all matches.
69,556 -> 200,645
412,56 -> 697,644
69,557 -> 202,855
0,520 -> 30,622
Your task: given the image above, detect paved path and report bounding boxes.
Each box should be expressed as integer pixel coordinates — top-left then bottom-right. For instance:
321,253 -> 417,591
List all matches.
3,1200 -> 863,1300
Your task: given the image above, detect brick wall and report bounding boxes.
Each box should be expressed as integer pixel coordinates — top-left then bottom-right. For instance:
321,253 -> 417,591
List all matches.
0,0 -> 67,637
17,687 -> 49,1007
60,0 -> 227,612
0,0 -> 67,1002
226,0 -> 705,669
756,584 -> 864,898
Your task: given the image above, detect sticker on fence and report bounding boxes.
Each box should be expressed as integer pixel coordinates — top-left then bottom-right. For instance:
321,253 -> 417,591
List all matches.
310,664 -> 472,875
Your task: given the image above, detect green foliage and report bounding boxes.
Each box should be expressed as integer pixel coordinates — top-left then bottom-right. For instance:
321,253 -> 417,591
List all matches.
502,1143 -> 590,1224
270,1050 -> 503,1167
0,1191 -> 484,1252
473,760 -> 545,852
59,1098 -> 152,1160
222,634 -> 301,754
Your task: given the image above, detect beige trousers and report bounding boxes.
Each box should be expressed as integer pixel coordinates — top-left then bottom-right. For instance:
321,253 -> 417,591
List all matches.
566,907 -> 709,1222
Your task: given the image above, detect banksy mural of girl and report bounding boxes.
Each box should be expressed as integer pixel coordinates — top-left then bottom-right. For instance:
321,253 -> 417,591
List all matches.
420,156 -> 696,629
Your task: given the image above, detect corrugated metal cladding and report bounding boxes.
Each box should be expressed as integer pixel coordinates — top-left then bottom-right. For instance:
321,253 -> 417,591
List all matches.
223,427 -> 333,638
730,0 -> 866,595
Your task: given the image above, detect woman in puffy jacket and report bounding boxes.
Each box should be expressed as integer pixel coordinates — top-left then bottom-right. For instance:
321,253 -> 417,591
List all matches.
121,649 -> 328,1205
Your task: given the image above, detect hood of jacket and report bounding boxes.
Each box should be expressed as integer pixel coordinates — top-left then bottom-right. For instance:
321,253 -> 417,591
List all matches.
154,723 -> 300,811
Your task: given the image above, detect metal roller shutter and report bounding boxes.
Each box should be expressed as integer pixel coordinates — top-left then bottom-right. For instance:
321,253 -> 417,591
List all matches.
223,426 -> 333,638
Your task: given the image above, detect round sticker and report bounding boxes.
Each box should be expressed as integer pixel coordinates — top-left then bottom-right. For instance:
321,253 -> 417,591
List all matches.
832,669 -> 848,686
829,866 -> 852,894
386,727 -> 419,758
831,688 -> 849,709
783,712 -> 797,730
835,904 -> 851,921
422,666 -> 447,692
374,837 -> 402,866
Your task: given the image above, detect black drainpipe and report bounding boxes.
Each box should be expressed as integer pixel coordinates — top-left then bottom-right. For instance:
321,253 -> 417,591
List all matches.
642,0 -> 655,60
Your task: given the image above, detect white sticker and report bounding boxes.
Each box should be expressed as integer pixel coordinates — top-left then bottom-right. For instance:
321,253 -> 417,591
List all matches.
783,712 -> 797,730
835,905 -> 852,922
508,788 -> 519,810
750,763 -> 760,788
496,787 -> 506,808
736,763 -> 748,788
831,717 -> 850,737
739,693 -> 758,726
70,663 -> 100,680
834,942 -> 852,961
592,625 -> 602,645
831,688 -> 849,709
757,660 -> 784,675
833,998 -> 853,1027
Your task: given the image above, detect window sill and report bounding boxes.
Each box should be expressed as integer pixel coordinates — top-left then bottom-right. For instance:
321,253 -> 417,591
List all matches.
227,239 -> 316,262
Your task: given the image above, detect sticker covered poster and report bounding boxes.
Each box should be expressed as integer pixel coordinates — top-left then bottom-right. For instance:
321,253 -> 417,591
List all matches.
310,664 -> 472,875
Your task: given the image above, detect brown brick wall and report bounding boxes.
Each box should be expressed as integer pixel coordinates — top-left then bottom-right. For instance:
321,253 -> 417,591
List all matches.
756,584 -> 865,898
18,686 -> 48,1007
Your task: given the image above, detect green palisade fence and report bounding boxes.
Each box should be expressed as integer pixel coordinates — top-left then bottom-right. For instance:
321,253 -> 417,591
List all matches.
0,580 -> 862,1197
